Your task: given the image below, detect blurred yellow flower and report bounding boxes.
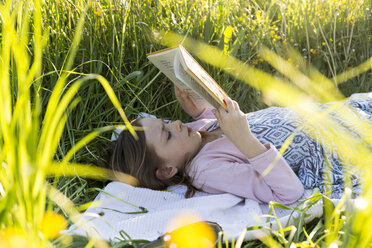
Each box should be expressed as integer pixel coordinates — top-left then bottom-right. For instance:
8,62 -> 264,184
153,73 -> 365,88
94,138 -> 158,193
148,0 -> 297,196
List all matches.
165,214 -> 216,248
282,40 -> 287,45
270,30 -> 275,35
322,42 -> 326,46
338,42 -> 342,46
290,38 -> 294,43
40,211 -> 67,239
310,48 -> 316,54
274,34 -> 280,40
0,228 -> 30,248
329,38 -> 333,42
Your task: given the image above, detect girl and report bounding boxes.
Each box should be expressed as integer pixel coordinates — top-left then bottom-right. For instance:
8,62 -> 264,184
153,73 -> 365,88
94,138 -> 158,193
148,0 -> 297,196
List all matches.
110,87 -> 371,204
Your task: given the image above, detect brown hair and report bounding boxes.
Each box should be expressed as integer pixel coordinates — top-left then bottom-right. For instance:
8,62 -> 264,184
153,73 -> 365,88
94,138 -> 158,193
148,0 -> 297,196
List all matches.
110,118 -> 198,198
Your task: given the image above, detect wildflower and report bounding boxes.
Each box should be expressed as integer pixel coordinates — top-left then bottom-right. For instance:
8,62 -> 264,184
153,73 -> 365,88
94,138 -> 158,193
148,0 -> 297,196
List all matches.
274,34 -> 280,40
0,228 -> 29,248
338,42 -> 342,46
329,38 -> 333,42
165,214 -> 216,248
290,38 -> 294,43
310,48 -> 316,54
282,40 -> 287,45
249,42 -> 253,46
322,42 -> 326,46
40,211 -> 67,239
270,30 -> 275,35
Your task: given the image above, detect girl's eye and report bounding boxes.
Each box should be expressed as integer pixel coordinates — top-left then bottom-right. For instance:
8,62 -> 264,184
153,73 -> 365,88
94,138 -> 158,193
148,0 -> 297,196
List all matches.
167,130 -> 172,140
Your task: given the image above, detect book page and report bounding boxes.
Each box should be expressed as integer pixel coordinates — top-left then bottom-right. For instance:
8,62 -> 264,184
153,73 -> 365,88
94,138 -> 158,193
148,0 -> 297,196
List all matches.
179,46 -> 229,109
147,47 -> 210,108
174,51 -> 219,109
173,51 -> 212,108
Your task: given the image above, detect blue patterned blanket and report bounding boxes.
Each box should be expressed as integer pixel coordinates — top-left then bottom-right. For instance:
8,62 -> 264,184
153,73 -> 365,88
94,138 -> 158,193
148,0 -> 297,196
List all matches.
245,93 -> 371,198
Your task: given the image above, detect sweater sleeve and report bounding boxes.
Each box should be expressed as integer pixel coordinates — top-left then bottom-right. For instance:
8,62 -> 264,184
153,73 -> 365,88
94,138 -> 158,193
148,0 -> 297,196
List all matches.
193,107 -> 216,120
192,143 -> 304,204
184,107 -> 217,132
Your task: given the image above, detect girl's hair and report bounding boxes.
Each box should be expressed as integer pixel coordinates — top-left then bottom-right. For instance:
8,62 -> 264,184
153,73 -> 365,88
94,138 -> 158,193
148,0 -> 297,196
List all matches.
109,118 -> 198,198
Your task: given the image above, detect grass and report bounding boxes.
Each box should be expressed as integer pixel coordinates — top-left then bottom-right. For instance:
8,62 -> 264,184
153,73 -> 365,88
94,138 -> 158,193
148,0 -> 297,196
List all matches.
0,0 -> 371,247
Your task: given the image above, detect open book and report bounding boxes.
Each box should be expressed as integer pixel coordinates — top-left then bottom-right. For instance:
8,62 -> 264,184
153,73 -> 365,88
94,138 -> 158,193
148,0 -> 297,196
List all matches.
147,45 -> 229,110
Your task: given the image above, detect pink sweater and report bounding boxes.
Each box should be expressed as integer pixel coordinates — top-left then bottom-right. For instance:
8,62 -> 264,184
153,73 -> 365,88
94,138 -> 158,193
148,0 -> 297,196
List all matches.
184,108 -> 304,204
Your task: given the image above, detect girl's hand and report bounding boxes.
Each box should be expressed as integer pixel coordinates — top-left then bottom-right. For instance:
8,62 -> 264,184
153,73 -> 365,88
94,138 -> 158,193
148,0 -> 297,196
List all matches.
174,85 -> 205,118
213,98 -> 267,158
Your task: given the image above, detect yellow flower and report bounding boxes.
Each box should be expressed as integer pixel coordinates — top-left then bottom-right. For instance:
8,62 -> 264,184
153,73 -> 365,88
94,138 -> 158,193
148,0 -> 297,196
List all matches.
40,211 -> 67,239
274,35 -> 280,40
270,30 -> 275,35
0,228 -> 30,248
282,40 -> 287,45
290,38 -> 294,43
322,42 -> 326,46
338,42 -> 342,46
329,38 -> 333,42
310,48 -> 316,54
165,214 -> 216,248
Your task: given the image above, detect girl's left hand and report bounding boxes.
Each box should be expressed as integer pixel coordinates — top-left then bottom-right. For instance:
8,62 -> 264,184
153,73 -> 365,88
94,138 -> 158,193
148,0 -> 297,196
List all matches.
212,98 -> 253,142
213,98 -> 267,158
174,85 -> 205,118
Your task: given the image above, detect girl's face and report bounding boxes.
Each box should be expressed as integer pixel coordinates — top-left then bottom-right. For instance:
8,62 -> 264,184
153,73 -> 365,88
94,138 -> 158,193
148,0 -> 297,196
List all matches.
139,118 -> 202,169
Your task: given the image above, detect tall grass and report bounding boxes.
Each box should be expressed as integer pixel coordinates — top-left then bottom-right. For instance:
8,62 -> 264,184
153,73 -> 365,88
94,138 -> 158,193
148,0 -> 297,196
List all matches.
0,0 -> 371,247
0,0 -> 136,246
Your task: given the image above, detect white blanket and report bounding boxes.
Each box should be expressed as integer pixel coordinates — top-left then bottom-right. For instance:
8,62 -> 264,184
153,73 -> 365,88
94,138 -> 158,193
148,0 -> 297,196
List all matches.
66,181 -> 341,242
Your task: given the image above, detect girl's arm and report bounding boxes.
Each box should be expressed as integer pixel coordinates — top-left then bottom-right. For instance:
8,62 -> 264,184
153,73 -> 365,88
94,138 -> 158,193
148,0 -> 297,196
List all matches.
191,144 -> 305,204
199,98 -> 304,204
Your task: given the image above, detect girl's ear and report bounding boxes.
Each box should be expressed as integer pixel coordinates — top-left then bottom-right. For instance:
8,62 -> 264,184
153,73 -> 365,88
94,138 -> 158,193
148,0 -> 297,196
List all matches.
155,166 -> 178,180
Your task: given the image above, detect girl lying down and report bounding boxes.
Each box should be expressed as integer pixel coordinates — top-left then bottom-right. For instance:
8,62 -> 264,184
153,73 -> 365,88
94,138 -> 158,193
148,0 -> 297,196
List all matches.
108,87 -> 371,204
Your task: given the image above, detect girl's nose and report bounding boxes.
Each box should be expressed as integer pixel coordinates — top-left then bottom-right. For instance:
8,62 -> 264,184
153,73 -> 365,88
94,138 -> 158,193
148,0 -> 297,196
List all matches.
173,120 -> 182,131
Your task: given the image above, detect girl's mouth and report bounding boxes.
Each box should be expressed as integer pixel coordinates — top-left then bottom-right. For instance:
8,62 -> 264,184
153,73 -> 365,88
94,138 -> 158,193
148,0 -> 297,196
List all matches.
187,127 -> 192,136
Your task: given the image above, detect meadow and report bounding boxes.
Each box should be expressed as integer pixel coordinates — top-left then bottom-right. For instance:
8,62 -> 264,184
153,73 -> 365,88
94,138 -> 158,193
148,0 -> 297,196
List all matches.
0,0 -> 371,247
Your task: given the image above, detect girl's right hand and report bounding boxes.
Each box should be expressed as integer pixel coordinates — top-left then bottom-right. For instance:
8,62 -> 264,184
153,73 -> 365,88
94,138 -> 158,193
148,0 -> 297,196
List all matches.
174,85 -> 205,118
212,98 -> 267,158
